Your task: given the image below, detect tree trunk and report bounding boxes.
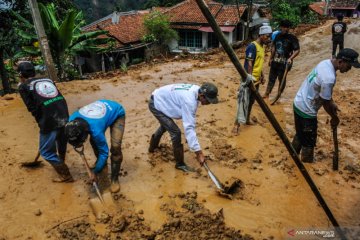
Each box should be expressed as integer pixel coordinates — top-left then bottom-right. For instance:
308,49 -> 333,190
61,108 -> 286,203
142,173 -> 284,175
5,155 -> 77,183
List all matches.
0,48 -> 11,95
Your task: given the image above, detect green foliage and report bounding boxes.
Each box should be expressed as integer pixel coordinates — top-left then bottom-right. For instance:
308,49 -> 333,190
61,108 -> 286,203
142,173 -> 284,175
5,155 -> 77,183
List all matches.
120,62 -> 128,73
270,0 -> 318,27
143,10 -> 178,45
301,10 -> 319,24
12,3 -> 115,79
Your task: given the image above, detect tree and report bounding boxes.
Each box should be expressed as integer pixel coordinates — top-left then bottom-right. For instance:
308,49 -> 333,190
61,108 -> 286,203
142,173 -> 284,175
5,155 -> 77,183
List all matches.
270,0 -> 315,27
142,10 -> 178,45
13,3 -> 115,79
0,0 -> 28,95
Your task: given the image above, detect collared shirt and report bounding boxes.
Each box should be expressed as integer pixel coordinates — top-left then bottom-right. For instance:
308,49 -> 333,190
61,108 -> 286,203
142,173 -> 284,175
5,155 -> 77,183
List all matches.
153,84 -> 201,152
294,60 -> 336,118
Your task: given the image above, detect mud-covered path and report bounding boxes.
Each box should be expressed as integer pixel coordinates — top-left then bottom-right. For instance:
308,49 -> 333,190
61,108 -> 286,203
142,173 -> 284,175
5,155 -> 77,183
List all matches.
0,20 -> 359,239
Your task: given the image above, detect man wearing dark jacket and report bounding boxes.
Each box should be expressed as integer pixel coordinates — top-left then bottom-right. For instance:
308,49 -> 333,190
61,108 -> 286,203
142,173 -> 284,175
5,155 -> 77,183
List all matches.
18,61 -> 73,182
332,14 -> 347,58
263,19 -> 300,99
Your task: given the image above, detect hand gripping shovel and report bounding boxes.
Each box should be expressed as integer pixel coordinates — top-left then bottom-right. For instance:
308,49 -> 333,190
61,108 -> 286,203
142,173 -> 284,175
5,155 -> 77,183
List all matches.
271,63 -> 290,105
332,127 -> 339,171
203,162 -> 241,199
74,146 -> 104,203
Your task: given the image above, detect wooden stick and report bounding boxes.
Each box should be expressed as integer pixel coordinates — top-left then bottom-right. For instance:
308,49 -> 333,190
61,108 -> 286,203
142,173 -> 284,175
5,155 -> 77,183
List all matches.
45,214 -> 88,233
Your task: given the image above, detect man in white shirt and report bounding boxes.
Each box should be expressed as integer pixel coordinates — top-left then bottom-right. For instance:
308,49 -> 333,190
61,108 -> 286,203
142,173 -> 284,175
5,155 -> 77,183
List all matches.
292,48 -> 360,163
148,83 -> 219,172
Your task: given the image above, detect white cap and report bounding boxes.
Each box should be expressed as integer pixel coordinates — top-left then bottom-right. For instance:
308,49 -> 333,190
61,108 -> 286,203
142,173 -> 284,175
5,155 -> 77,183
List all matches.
259,25 -> 272,35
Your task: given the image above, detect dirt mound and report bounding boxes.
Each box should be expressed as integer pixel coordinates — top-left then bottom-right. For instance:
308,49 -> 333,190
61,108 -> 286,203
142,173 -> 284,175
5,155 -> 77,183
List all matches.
209,138 -> 247,169
47,191 -> 252,240
154,191 -> 253,240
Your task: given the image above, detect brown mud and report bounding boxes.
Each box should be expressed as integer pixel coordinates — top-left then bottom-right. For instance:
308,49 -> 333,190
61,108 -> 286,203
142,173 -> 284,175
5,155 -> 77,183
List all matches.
0,20 -> 359,239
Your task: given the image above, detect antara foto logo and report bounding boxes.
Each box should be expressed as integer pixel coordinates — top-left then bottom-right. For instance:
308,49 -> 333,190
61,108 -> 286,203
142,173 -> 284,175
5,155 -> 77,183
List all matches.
287,229 -> 296,237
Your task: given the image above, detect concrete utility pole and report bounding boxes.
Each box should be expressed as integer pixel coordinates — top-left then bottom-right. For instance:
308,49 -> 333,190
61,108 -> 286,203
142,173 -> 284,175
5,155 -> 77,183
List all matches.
28,0 -> 58,81
245,0 -> 253,40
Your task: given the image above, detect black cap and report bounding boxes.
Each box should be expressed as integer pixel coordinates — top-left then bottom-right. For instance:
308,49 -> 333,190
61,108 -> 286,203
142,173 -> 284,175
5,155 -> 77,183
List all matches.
200,82 -> 218,104
17,61 -> 35,73
337,13 -> 344,20
337,48 -> 360,68
279,19 -> 292,28
65,118 -> 89,148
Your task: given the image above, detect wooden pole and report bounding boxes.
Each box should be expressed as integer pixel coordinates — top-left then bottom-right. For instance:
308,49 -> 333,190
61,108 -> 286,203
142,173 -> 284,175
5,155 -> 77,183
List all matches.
194,0 -> 346,239
28,0 -> 58,81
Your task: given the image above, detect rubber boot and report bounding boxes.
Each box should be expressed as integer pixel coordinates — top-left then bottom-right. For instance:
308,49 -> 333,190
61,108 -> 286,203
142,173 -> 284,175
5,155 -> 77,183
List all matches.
174,144 -> 195,172
291,136 -> 302,155
301,147 -> 314,163
58,153 -> 66,162
149,134 -> 162,153
110,159 -> 121,193
50,162 -> 74,183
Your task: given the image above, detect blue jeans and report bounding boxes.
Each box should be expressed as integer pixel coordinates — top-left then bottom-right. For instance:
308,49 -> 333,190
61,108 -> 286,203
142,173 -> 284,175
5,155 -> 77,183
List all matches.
39,127 -> 67,163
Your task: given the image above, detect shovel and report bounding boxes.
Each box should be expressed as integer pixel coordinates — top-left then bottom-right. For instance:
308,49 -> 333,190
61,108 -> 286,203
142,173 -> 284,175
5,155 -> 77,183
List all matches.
332,127 -> 339,171
74,146 -> 115,218
271,64 -> 290,105
203,162 -> 241,199
21,151 -> 42,168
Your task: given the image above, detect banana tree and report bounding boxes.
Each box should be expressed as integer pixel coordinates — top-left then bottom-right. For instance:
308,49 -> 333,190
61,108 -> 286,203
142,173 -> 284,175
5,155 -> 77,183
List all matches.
13,3 -> 115,79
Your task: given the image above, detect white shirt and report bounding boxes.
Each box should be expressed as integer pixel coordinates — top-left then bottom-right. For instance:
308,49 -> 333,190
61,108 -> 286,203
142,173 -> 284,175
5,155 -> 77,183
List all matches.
153,84 -> 201,152
294,60 -> 336,117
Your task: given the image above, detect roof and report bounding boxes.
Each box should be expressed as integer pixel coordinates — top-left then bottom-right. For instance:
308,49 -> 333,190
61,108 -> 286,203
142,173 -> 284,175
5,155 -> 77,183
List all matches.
309,1 -> 326,15
82,11 -> 148,48
164,0 -> 247,26
331,0 -> 360,9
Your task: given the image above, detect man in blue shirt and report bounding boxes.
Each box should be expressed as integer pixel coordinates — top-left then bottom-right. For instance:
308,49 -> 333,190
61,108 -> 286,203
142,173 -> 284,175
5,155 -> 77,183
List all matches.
65,99 -> 125,193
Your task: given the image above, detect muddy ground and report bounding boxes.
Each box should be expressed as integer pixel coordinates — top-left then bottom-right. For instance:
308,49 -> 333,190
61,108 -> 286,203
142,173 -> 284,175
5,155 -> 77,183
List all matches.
0,20 -> 359,239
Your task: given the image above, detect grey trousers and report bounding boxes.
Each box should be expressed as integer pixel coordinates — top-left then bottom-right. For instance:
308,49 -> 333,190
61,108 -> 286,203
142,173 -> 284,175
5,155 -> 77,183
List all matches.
148,96 -> 182,148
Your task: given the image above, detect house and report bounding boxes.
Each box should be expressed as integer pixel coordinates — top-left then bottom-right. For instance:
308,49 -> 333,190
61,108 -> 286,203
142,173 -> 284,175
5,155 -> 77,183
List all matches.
80,10 -> 151,73
309,1 -> 327,16
164,0 -> 269,53
78,0 -> 269,73
329,0 -> 360,18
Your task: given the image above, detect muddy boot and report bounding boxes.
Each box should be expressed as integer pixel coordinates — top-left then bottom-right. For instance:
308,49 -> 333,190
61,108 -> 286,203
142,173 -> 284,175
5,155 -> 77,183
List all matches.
149,134 -> 162,153
174,144 -> 195,172
50,162 -> 74,183
291,136 -> 302,154
58,153 -> 66,162
301,147 -> 314,163
110,160 -> 121,193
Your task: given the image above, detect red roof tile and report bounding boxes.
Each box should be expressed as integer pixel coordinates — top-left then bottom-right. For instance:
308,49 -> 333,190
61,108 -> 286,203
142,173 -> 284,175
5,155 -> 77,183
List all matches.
331,0 -> 359,9
83,12 -> 147,47
165,0 -> 246,26
309,2 -> 326,15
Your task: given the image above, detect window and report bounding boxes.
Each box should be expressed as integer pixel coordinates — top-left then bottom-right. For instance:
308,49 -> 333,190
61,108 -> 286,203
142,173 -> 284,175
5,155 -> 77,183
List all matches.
178,30 -> 202,48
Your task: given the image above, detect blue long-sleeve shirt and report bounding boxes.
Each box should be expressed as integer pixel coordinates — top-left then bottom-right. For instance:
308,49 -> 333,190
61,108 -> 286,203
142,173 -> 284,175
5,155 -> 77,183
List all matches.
69,99 -> 125,173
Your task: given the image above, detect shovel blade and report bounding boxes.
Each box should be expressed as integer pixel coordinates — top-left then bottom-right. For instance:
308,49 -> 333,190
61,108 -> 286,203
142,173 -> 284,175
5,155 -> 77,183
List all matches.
20,160 -> 43,168
89,192 -> 116,219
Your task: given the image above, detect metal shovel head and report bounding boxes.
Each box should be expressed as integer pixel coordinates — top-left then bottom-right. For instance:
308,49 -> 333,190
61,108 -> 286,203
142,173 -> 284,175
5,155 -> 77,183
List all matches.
89,191 -> 116,219
217,178 -> 242,200
20,160 -> 43,168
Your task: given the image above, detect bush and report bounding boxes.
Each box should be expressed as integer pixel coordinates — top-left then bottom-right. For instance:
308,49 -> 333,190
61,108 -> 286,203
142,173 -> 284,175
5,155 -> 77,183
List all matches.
302,10 -> 319,24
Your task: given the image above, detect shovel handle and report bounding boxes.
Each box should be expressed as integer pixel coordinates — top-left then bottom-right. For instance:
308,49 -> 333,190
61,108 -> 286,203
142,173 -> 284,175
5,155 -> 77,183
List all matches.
74,146 -> 94,180
332,127 -> 339,171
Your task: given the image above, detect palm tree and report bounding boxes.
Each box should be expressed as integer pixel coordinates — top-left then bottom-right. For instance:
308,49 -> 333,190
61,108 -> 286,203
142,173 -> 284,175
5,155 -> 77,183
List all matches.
13,3 -> 115,79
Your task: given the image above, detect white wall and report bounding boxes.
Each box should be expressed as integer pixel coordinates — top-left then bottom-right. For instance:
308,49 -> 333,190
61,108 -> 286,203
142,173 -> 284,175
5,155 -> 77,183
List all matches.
202,32 -> 207,48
